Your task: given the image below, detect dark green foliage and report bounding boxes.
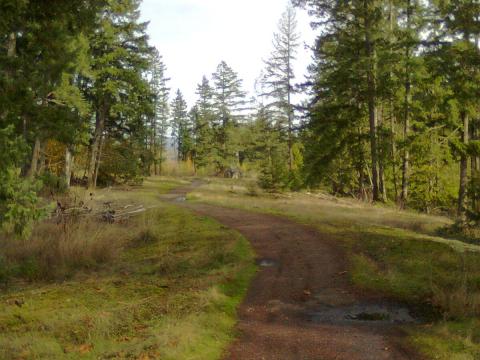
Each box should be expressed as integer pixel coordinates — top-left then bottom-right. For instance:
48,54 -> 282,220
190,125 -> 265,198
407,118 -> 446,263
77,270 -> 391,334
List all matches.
98,139 -> 144,186
260,4 -> 300,182
193,77 -> 216,170
37,172 -> 69,196
252,108 -> 289,192
0,126 -> 44,238
171,90 -> 193,162
149,49 -> 171,175
211,61 -> 247,173
82,0 -> 154,187
294,0 -> 480,219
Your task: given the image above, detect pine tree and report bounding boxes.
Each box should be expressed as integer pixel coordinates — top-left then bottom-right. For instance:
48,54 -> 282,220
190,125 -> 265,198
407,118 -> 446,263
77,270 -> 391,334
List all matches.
294,0 -> 384,199
171,90 -> 193,161
150,49 -> 171,175
434,0 -> 480,221
1,1 -> 103,180
84,0 -> 153,188
193,76 -> 215,169
253,105 -> 289,191
211,61 -> 247,174
261,4 -> 300,173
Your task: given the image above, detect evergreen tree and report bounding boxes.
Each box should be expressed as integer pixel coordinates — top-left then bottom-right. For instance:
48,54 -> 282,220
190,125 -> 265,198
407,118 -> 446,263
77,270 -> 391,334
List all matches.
84,0 -> 153,188
193,76 -> 216,169
150,49 -> 171,175
211,61 -> 247,173
253,105 -> 289,191
295,0 -> 386,199
1,1 -> 103,180
0,126 -> 44,238
433,0 -> 480,221
261,4 -> 300,174
171,90 -> 193,161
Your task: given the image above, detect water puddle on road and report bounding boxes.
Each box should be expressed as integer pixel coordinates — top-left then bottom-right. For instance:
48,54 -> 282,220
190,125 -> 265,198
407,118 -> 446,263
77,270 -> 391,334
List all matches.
256,258 -> 278,267
311,303 -> 417,325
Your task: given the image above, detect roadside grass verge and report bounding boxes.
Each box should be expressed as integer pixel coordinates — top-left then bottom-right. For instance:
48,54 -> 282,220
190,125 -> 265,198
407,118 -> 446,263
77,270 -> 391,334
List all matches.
188,178 -> 480,359
0,177 -> 188,284
0,179 -> 255,359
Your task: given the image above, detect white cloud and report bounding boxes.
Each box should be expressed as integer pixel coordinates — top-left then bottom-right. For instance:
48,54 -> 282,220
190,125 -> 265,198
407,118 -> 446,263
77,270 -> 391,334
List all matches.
140,0 -> 316,106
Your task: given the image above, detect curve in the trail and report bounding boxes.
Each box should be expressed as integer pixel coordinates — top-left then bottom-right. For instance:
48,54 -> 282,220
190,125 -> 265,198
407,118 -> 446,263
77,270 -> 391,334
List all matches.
166,183 -> 421,360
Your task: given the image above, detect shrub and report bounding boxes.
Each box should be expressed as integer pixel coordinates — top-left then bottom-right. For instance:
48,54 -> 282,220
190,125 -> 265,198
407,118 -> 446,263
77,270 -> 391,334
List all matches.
97,139 -> 144,186
0,126 -> 45,238
0,169 -> 45,238
38,171 -> 68,195
246,181 -> 261,197
0,256 -> 11,286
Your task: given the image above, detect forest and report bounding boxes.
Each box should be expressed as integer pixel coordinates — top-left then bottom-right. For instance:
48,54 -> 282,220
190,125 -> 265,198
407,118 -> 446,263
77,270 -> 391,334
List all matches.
1,0 -> 480,359
1,0 -> 480,236
1,0 -> 480,239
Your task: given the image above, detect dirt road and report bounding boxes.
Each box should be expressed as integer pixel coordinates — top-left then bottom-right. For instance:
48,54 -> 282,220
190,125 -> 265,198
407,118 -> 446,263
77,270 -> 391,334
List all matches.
167,184 -> 420,360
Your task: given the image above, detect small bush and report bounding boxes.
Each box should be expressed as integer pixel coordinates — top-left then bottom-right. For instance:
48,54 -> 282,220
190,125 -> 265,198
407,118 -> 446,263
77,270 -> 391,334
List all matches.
0,256 -> 12,286
131,229 -> 158,247
246,181 -> 261,197
0,169 -> 45,238
0,127 -> 46,238
38,172 -> 68,195
97,139 -> 145,186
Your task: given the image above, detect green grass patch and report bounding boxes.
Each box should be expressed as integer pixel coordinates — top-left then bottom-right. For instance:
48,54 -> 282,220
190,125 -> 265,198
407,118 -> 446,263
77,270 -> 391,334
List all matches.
0,180 -> 255,359
409,320 -> 480,360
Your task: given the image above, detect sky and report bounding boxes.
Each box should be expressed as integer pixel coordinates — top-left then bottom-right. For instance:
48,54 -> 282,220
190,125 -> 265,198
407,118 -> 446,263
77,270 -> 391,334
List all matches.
139,0 -> 316,107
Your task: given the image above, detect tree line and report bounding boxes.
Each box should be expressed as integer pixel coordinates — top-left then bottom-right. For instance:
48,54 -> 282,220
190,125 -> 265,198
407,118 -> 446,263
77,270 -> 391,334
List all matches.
294,0 -> 480,223
1,0 -> 479,237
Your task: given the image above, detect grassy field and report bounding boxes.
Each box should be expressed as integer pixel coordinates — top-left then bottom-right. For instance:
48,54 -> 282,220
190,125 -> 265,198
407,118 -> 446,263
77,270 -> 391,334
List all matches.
0,178 -> 255,359
188,178 -> 480,360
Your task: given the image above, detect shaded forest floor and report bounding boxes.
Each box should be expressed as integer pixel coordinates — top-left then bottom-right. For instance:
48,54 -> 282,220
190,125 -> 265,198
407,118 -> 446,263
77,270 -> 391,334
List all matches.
186,177 -> 480,360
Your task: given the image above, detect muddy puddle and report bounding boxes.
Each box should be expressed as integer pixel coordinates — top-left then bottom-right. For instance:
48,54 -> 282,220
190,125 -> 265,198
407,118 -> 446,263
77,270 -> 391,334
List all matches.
310,303 -> 417,325
256,258 -> 278,267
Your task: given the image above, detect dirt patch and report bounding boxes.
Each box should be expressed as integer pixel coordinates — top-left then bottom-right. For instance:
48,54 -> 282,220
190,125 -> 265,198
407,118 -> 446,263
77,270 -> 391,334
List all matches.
167,183 -> 421,360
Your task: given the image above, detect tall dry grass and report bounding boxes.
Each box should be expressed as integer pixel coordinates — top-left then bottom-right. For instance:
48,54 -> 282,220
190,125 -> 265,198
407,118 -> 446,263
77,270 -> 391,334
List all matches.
0,216 -> 138,282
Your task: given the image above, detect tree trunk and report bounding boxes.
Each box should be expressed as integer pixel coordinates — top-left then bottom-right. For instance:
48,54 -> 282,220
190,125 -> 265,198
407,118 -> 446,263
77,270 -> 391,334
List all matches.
401,0 -> 412,208
358,164 -> 366,201
88,105 -> 106,189
93,135 -> 105,189
38,141 -> 47,175
65,146 -> 74,187
475,124 -> 480,213
388,0 -> 399,202
470,121 -> 477,211
2,33 -> 16,121
391,107 -> 398,202
458,112 -> 469,221
364,1 -> 380,201
158,136 -> 164,176
378,106 -> 387,201
7,32 -> 16,58
287,80 -> 294,172
151,116 -> 157,176
27,138 -> 41,178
